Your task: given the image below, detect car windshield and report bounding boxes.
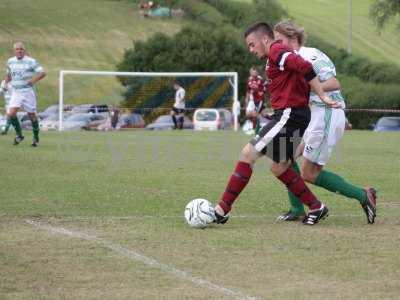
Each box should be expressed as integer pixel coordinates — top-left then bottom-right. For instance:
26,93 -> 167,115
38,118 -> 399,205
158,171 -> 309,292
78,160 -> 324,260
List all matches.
66,114 -> 91,122
377,118 -> 400,127
196,111 -> 217,121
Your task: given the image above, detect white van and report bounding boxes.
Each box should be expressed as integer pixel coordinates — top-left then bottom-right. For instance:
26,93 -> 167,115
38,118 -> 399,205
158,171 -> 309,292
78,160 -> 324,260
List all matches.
193,108 -> 232,131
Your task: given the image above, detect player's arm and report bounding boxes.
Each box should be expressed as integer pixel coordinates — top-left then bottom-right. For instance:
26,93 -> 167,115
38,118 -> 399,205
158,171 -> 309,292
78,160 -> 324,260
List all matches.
28,61 -> 46,86
312,58 -> 340,92
4,64 -> 11,84
28,71 -> 46,86
4,74 -> 11,84
308,77 -> 341,108
320,77 -> 340,92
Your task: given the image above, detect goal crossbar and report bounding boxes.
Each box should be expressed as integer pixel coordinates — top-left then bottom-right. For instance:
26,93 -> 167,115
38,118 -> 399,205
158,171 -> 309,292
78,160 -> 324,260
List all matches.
58,70 -> 239,131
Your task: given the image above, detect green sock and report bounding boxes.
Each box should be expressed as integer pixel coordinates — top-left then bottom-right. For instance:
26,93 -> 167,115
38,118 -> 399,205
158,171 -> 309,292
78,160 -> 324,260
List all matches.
4,118 -> 11,133
31,119 -> 39,140
286,162 -> 306,215
10,116 -> 22,137
255,119 -> 261,135
315,170 -> 366,203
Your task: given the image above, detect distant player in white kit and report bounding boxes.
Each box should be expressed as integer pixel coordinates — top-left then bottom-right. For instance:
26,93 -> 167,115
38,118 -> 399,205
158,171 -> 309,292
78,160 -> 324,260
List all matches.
170,81 -> 185,130
4,41 -> 46,146
0,80 -> 12,135
273,21 -> 377,224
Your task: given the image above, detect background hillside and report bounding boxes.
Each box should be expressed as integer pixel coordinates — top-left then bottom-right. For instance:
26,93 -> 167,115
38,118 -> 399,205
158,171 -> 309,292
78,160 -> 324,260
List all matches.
0,0 -> 185,109
0,0 -> 399,110
277,0 -> 400,67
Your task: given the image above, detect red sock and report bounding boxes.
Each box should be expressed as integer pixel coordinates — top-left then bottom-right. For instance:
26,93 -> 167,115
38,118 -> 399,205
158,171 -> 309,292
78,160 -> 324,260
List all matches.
251,117 -> 257,129
277,168 -> 321,210
218,161 -> 252,214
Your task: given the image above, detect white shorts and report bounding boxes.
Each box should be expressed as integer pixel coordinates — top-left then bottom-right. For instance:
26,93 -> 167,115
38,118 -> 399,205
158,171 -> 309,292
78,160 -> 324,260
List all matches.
246,100 -> 256,114
303,105 -> 345,165
9,89 -> 37,113
4,99 -> 10,114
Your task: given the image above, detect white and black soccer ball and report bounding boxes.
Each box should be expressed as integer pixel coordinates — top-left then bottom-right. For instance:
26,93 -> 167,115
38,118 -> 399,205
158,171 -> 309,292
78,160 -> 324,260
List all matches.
184,198 -> 215,228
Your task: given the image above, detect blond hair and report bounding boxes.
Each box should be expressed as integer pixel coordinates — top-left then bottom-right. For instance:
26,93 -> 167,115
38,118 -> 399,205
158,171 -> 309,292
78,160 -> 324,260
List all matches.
274,20 -> 307,46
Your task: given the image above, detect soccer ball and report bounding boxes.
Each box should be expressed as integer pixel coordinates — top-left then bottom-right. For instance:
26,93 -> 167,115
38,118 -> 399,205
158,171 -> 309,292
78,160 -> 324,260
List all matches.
184,198 -> 215,228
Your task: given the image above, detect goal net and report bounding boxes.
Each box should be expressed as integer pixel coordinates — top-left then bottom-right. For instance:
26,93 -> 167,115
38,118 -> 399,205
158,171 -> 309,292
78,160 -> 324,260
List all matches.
58,70 -> 239,131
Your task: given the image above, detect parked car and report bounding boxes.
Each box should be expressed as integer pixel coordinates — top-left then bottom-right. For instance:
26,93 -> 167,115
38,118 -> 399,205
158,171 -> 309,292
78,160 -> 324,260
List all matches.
38,104 -> 73,120
120,113 -> 145,129
62,113 -> 106,131
70,104 -> 109,114
40,113 -> 73,131
373,116 -> 400,132
146,115 -> 193,130
193,108 -> 232,131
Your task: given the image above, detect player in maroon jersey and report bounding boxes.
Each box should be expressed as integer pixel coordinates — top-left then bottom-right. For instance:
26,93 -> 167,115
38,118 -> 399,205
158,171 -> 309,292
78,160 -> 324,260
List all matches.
245,66 -> 267,133
212,22 -> 340,226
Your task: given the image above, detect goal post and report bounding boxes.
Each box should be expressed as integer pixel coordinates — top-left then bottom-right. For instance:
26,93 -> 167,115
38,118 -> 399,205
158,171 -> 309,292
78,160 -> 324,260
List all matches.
58,70 -> 239,131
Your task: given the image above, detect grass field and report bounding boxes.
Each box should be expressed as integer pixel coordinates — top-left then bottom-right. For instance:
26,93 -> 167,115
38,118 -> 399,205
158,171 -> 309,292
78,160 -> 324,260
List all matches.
1,130 -> 399,299
0,0 -> 185,109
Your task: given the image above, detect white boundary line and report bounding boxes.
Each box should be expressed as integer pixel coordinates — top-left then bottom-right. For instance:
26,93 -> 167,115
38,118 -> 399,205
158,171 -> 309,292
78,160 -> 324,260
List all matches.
25,219 -> 257,300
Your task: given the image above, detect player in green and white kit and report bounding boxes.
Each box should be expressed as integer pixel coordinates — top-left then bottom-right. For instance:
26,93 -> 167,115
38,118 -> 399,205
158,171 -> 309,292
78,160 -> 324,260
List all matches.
0,80 -> 12,135
4,42 -> 46,146
273,21 -> 377,224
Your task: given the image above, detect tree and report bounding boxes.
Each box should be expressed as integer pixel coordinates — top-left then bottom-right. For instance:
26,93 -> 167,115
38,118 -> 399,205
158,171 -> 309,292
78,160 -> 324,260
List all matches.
116,26 -> 260,108
370,0 -> 400,30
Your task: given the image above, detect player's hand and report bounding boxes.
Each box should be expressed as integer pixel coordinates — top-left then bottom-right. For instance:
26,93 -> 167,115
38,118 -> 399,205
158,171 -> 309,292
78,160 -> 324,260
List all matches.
321,95 -> 342,108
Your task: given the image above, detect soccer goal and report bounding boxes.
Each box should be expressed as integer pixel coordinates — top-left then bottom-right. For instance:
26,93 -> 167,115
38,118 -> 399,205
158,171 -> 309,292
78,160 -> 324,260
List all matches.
58,70 -> 239,131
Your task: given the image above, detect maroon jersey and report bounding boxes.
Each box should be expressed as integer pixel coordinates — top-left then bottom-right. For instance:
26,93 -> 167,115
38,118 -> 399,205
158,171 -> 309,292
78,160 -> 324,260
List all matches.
266,40 -> 316,110
247,75 -> 266,104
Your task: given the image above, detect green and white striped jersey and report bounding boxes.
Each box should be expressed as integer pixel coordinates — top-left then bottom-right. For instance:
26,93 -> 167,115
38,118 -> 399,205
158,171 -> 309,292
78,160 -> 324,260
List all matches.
297,47 -> 345,107
6,55 -> 44,91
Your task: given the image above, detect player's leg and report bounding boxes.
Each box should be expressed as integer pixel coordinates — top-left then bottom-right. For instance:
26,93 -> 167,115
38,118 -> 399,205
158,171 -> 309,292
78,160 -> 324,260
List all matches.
28,112 -> 39,147
302,107 -> 376,223
214,113 -> 290,221
302,159 -> 376,223
177,111 -> 184,129
214,142 -> 261,223
2,109 -> 12,135
270,160 -> 326,213
245,100 -> 256,133
23,90 -> 40,146
7,106 -> 24,144
277,161 -> 306,221
170,109 -> 177,129
269,153 -> 328,225
268,107 -> 328,225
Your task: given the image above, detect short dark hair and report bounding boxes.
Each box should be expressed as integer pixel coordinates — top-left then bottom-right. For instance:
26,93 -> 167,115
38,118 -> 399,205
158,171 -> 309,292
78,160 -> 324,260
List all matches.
244,22 -> 274,39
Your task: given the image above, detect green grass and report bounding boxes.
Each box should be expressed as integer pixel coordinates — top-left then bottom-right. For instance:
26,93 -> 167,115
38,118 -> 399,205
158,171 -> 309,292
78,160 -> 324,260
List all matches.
277,0 -> 400,66
1,130 -> 399,299
0,0 -> 185,109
